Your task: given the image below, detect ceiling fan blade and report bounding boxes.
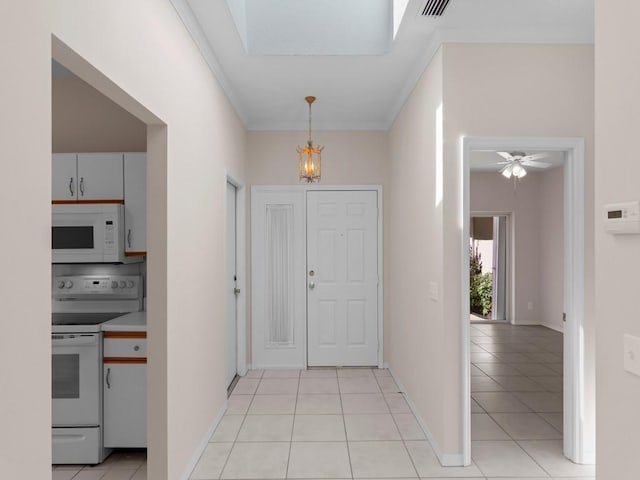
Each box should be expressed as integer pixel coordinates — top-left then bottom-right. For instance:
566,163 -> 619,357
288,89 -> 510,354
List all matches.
496,151 -> 513,161
496,161 -> 510,165
522,153 -> 549,162
522,160 -> 552,168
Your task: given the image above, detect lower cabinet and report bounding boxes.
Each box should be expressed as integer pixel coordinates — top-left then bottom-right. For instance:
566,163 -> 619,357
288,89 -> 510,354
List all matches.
103,334 -> 147,448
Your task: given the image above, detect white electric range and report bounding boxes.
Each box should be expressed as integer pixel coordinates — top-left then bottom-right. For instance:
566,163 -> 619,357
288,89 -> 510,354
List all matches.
51,274 -> 143,464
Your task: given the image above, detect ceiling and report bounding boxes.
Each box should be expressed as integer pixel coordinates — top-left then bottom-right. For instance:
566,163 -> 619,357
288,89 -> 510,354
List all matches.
171,0 -> 593,131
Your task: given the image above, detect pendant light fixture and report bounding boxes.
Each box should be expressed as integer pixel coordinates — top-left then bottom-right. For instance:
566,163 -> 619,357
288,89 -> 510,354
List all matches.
298,96 -> 323,183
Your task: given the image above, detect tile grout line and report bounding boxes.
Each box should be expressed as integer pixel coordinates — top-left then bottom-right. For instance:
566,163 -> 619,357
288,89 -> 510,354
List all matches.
283,371 -> 301,479
338,369 -> 355,480
470,325 -> 561,479
216,370 -> 262,480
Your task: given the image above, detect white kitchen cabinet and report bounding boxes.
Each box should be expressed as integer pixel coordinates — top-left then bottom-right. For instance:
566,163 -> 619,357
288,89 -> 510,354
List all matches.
76,153 -> 124,201
52,153 -> 124,201
103,334 -> 146,448
52,153 -> 79,200
123,153 -> 146,255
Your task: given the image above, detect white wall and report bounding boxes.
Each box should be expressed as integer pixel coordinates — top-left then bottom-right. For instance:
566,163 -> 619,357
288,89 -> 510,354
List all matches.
595,1 -> 640,477
470,169 -> 564,329
1,1 -> 247,479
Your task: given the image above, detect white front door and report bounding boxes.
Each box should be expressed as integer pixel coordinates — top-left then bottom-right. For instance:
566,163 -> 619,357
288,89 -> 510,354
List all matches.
306,190 -> 379,366
225,182 -> 238,387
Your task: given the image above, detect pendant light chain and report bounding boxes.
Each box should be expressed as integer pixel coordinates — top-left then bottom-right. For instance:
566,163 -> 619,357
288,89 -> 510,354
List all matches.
308,100 -> 312,145
298,95 -> 322,183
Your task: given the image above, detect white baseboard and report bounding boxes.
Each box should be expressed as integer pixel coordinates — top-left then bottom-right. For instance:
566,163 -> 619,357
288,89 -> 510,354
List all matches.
180,399 -> 228,480
541,321 -> 564,333
387,365 -> 465,467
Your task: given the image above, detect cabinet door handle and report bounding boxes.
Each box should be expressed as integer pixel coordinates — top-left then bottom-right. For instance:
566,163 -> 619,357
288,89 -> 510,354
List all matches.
69,177 -> 74,196
106,367 -> 111,389
79,177 -> 85,196
127,229 -> 132,248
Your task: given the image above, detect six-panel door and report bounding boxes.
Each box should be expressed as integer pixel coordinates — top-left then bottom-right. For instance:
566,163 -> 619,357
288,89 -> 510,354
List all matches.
306,190 -> 379,366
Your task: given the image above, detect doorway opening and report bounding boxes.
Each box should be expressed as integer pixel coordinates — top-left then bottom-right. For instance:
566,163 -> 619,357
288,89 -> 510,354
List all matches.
225,174 -> 247,391
462,137 -> 594,467
470,215 -> 508,322
53,36 -> 168,476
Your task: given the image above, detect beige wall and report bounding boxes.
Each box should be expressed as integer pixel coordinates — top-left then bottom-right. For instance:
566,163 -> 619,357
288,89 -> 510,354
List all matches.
53,76 -> 146,152
538,167 -> 564,332
471,172 -> 542,325
442,44 -> 594,456
247,131 -> 389,185
389,43 -> 594,458
0,1 -> 51,478
1,1 -> 247,479
246,131 -> 390,363
595,0 -> 640,477
388,48 -> 447,455
470,169 -> 564,330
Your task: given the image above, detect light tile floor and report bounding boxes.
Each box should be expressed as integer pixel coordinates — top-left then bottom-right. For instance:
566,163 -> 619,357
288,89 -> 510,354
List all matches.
187,324 -> 594,479
470,322 -> 595,479
55,324 -> 594,480
52,450 -> 146,480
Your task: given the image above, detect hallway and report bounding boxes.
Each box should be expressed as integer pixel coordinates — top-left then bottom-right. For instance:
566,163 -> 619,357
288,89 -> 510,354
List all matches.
470,323 -> 595,478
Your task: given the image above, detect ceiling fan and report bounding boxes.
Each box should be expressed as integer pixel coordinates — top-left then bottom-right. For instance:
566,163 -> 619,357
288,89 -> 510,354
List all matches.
496,151 -> 551,179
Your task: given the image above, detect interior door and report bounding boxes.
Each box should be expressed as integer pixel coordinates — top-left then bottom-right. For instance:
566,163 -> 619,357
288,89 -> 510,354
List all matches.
307,190 -> 379,366
225,182 -> 238,387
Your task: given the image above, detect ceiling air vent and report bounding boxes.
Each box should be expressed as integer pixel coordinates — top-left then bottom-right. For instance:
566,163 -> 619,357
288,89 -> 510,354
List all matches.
421,0 -> 452,17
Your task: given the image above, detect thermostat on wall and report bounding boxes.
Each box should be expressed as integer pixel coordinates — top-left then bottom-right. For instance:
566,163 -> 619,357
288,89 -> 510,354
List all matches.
605,201 -> 640,234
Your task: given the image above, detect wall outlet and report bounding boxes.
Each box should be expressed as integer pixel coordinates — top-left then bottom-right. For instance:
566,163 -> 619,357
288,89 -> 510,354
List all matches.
624,334 -> 640,377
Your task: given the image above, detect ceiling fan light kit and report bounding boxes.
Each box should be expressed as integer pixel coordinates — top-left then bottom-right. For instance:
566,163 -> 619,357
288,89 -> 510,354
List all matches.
497,151 -> 551,181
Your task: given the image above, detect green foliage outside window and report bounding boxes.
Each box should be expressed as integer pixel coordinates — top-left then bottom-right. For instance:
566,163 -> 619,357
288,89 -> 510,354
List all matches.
470,244 -> 493,317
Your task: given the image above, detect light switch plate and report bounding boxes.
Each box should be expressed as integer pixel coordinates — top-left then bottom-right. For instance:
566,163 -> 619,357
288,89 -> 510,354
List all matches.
429,281 -> 439,302
623,334 -> 640,377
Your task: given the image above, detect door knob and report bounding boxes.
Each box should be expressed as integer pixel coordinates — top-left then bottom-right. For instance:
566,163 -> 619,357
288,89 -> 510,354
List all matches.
309,282 -> 315,289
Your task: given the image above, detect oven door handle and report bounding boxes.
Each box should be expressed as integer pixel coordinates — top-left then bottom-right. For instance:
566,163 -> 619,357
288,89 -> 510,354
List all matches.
52,334 -> 98,347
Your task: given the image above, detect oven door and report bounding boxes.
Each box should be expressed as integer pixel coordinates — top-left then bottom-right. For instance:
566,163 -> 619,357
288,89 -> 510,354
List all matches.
52,333 -> 101,426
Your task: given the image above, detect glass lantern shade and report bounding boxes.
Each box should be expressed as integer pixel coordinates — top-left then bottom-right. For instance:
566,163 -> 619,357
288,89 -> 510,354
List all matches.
298,141 -> 322,183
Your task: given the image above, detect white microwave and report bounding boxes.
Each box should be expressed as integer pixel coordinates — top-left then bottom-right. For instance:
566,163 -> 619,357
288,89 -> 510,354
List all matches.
52,204 -> 131,263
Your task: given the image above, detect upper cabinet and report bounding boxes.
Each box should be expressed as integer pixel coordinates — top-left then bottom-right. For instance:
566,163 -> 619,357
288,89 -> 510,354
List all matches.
52,153 -> 124,202
123,153 -> 146,255
52,152 -> 146,256
52,153 -> 79,200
